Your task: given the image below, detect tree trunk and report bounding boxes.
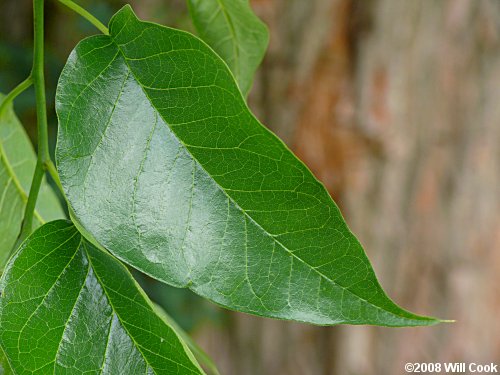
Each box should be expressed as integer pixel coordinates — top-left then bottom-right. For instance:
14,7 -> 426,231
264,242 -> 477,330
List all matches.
195,0 -> 500,374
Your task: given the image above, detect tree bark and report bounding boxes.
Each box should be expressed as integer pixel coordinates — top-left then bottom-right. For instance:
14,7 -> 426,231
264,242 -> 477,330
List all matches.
196,1 -> 500,374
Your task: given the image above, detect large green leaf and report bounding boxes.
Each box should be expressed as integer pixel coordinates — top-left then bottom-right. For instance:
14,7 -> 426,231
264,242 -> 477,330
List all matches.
0,94 -> 64,268
0,220 -> 204,374
56,5 -> 439,326
187,0 -> 269,96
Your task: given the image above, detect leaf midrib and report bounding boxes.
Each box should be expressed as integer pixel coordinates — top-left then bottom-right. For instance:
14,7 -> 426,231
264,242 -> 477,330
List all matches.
52,235 -> 88,375
83,243 -> 158,375
108,35 -> 426,324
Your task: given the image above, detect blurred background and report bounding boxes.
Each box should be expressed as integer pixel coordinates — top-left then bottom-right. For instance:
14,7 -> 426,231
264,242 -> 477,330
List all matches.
1,0 -> 499,374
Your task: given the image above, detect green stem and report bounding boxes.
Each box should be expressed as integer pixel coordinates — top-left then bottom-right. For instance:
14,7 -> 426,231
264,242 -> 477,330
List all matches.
57,0 -> 109,35
19,161 -> 45,237
17,0 -> 104,243
0,76 -> 33,119
19,0 -> 50,241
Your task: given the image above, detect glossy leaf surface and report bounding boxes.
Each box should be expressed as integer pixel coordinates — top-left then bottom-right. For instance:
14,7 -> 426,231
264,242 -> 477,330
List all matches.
187,0 -> 269,96
0,220 -> 204,374
0,94 -> 64,268
56,6 -> 438,326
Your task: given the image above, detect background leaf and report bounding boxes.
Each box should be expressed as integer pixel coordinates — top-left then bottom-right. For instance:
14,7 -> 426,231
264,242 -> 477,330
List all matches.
0,220 -> 205,375
154,303 -> 221,375
56,6 -> 439,327
0,94 -> 64,268
187,0 -> 269,96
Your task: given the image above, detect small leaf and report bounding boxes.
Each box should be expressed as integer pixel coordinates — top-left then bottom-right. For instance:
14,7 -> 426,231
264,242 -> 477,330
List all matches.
0,220 -> 205,374
56,6 -> 439,326
0,94 -> 65,268
187,0 -> 269,96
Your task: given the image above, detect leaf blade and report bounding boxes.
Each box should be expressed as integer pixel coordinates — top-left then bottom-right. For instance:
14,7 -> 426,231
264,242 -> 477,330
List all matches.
56,6 -> 439,327
187,0 -> 269,96
0,94 -> 65,268
0,220 -> 205,374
